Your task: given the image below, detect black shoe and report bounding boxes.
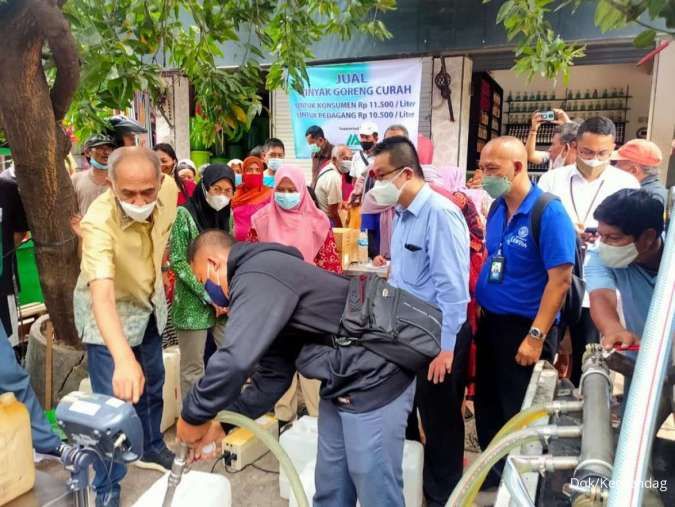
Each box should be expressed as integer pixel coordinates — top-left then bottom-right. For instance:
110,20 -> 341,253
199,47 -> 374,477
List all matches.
135,446 -> 175,472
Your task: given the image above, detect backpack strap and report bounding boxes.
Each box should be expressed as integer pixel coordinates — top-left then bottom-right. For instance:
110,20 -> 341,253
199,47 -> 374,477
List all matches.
530,192 -> 559,250
486,197 -> 502,222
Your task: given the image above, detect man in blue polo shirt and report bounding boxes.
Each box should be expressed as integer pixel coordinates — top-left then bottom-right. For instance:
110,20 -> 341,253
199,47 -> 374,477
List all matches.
475,137 -> 576,485
369,136 -> 471,506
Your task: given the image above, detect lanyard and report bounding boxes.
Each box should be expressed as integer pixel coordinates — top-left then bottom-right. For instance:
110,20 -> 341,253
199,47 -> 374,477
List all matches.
570,176 -> 605,226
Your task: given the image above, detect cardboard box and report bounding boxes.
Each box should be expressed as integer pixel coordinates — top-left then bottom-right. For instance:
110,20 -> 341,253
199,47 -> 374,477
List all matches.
333,228 -> 359,269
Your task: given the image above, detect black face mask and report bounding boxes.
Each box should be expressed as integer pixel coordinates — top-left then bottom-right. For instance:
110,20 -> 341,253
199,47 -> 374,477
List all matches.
360,141 -> 374,152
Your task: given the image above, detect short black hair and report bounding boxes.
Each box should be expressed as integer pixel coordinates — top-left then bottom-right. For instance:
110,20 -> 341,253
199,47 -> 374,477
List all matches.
305,125 -> 325,139
263,137 -> 285,153
371,136 -> 424,178
153,143 -> 177,162
188,229 -> 235,263
249,145 -> 264,158
577,116 -> 616,140
594,189 -> 664,238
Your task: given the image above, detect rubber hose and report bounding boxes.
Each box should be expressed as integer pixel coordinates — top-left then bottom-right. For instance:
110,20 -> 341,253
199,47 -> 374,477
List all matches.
486,406 -> 549,449
215,411 -> 308,507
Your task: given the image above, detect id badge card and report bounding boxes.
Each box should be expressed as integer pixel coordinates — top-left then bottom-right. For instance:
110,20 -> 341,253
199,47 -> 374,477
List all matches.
488,254 -> 505,284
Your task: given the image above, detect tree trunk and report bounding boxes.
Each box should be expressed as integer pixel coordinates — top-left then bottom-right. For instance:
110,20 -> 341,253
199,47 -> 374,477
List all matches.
0,0 -> 81,348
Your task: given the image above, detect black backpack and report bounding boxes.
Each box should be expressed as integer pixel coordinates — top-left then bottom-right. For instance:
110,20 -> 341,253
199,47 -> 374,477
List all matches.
487,192 -> 585,326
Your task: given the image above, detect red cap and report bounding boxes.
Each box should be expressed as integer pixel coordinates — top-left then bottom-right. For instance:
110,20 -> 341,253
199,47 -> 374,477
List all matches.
611,139 -> 663,166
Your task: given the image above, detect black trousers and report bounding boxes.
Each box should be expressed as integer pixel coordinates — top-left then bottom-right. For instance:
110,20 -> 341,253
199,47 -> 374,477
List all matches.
569,307 -> 599,386
474,311 -> 557,487
405,322 -> 472,506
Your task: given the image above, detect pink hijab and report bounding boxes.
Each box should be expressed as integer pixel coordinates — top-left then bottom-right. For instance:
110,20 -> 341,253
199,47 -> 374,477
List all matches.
422,164 -> 491,216
251,165 -> 331,264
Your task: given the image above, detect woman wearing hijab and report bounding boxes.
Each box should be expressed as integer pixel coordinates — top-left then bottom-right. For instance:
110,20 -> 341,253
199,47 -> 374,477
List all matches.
169,164 -> 236,396
174,159 -> 198,206
247,164 -> 342,273
230,156 -> 273,241
154,144 -> 197,206
247,164 -> 341,423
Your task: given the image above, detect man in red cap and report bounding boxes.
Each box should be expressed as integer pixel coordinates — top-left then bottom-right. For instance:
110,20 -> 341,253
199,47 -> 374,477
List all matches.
612,139 -> 667,205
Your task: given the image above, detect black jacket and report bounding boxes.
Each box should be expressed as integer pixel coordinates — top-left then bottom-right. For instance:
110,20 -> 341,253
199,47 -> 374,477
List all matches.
181,242 -> 413,425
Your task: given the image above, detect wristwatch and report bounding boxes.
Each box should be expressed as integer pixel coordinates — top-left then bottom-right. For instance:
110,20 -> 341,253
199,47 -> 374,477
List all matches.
528,327 -> 545,342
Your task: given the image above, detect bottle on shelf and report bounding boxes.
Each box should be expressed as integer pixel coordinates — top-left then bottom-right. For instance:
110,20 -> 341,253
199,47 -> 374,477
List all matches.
579,103 -> 586,111
602,88 -> 608,98
592,89 -> 598,99
567,90 -> 573,99
515,91 -> 522,101
584,89 -> 591,99
507,91 -> 512,101
529,91 -> 536,100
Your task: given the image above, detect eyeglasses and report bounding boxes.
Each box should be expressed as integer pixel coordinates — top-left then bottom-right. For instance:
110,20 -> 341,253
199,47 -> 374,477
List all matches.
577,147 -> 612,160
370,166 -> 407,182
210,185 -> 234,197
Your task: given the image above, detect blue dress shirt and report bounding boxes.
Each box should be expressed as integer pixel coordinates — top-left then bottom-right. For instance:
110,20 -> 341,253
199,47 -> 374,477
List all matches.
388,184 -> 470,351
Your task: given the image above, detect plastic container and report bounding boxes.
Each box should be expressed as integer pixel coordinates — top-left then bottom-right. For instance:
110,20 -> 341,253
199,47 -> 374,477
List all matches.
160,346 -> 182,432
0,393 -> 35,505
16,240 -> 45,305
288,440 -> 423,507
75,346 -> 181,432
132,471 -> 231,507
279,416 -> 318,499
358,231 -> 369,264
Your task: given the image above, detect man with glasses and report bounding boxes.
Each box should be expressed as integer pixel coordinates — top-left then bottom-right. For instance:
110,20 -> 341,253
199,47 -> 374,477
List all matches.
74,147 -> 178,506
538,116 -> 639,385
369,136 -> 471,506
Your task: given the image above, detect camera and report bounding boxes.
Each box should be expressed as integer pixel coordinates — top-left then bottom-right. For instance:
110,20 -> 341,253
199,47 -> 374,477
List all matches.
539,110 -> 556,122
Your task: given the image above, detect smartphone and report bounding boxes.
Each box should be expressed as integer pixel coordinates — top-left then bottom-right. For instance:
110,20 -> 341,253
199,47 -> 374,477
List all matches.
539,110 -> 555,122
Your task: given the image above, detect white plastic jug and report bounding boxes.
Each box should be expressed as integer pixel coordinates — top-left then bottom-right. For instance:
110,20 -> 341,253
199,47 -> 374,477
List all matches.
278,416 -> 318,499
0,393 -> 35,506
132,471 -> 231,507
160,346 -> 181,432
288,440 -> 424,507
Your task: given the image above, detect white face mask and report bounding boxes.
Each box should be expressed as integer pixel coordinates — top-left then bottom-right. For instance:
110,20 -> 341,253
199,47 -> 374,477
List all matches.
338,160 -> 352,174
579,158 -> 606,168
367,169 -> 407,206
205,192 -> 230,211
267,158 -> 284,172
549,145 -> 569,170
597,241 -> 639,268
119,200 -> 156,222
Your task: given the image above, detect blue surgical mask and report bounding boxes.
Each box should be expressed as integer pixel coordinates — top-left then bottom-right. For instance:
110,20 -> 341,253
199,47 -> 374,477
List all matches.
204,264 -> 229,307
267,158 -> 284,172
275,192 -> 301,210
90,158 -> 108,171
263,175 -> 275,188
235,174 -> 243,186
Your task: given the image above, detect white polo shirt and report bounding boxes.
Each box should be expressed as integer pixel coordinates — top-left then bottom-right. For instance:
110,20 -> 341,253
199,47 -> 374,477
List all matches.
538,164 -> 640,229
350,150 -> 373,178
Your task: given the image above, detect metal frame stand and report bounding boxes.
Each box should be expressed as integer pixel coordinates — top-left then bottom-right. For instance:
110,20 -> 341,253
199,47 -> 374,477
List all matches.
59,444 -> 99,507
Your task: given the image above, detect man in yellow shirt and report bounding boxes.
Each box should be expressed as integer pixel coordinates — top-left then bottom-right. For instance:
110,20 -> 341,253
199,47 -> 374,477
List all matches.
73,146 -> 177,507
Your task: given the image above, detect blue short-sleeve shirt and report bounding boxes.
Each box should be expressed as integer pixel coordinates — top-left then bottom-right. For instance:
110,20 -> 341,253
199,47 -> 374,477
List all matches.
476,185 -> 576,319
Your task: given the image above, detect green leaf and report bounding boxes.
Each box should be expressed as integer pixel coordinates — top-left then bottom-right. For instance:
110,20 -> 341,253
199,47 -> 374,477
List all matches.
633,29 -> 657,47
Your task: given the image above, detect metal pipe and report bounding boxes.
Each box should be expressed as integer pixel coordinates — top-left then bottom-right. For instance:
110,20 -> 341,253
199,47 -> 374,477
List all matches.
572,345 -> 614,504
162,442 -> 189,507
448,424 -> 582,506
510,455 -> 580,474
608,219 -> 675,507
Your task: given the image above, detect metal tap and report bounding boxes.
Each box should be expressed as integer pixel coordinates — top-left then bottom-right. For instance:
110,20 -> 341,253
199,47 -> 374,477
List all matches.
162,442 -> 189,507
